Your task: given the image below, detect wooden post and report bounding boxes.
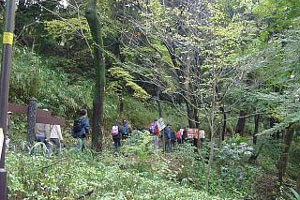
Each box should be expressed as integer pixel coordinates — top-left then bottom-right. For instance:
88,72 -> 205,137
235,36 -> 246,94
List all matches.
27,98 -> 37,146
0,0 -> 16,199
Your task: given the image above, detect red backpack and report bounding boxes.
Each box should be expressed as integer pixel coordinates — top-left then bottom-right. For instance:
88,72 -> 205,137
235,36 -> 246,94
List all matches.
176,131 -> 181,139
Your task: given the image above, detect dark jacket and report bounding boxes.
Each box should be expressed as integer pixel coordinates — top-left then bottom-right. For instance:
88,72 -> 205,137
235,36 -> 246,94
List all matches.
164,127 -> 171,140
74,116 -> 90,138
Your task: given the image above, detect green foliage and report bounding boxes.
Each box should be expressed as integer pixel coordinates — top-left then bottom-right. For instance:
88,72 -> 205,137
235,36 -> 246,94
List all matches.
108,67 -> 150,100
286,188 -> 300,200
9,47 -> 93,117
7,150 -> 222,200
44,17 -> 91,45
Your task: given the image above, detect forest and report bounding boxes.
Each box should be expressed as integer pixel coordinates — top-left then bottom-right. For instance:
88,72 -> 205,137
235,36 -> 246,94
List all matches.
0,0 -> 300,199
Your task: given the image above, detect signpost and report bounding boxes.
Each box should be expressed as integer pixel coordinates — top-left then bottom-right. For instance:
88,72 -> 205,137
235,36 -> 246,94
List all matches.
157,118 -> 166,131
0,0 -> 16,199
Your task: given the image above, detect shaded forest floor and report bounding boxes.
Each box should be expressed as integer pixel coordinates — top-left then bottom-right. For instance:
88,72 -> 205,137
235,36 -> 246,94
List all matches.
6,130 -> 299,199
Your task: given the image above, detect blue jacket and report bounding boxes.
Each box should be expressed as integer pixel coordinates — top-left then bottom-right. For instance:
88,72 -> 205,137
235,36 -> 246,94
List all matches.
74,116 -> 90,138
164,127 -> 171,140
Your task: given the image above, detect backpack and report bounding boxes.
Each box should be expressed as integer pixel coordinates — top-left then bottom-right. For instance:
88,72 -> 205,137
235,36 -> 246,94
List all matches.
176,131 -> 181,140
111,125 -> 119,136
71,118 -> 83,138
122,124 -> 129,136
149,122 -> 157,134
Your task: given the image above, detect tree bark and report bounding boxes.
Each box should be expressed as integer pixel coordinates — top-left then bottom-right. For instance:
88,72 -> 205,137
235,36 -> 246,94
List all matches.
119,94 -> 124,115
297,168 -> 300,193
235,110 -> 246,136
194,108 -> 200,129
220,106 -> 226,141
186,102 -> 195,128
117,40 -> 125,117
85,0 -> 105,152
253,114 -> 260,145
270,117 -> 280,139
156,89 -> 162,118
27,98 -> 37,146
277,127 -> 294,184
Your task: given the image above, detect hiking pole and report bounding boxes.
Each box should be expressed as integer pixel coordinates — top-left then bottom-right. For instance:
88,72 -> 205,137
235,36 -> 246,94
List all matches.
0,0 -> 17,199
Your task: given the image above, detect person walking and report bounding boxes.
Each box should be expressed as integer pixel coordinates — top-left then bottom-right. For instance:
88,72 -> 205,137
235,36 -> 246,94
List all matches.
149,119 -> 160,154
164,124 -> 172,153
111,121 -> 121,155
121,120 -> 131,140
170,125 -> 176,148
72,109 -> 90,152
176,128 -> 184,144
48,124 -> 63,156
35,122 -> 51,142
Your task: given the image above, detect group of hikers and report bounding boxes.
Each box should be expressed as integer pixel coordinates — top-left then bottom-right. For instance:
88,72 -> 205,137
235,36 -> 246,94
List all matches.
147,119 -> 185,154
110,119 -> 186,154
5,109 -> 64,156
5,108 -> 194,156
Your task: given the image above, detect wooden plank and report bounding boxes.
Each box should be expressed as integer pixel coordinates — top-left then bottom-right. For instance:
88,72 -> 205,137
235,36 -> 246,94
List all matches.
37,116 -> 65,126
8,103 -> 65,126
186,128 -> 205,139
8,103 -> 27,114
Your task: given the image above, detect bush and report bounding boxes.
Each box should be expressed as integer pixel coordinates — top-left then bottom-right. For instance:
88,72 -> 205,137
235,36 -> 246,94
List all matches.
6,150 -> 222,200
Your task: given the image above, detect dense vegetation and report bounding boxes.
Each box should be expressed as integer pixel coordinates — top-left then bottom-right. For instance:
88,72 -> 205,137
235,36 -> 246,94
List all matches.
0,0 -> 300,199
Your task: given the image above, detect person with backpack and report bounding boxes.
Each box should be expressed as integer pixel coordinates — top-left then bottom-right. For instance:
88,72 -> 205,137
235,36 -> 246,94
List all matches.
164,124 -> 172,153
149,119 -> 160,154
72,109 -> 90,152
121,120 -> 131,139
111,121 -> 121,155
176,128 -> 184,144
170,125 -> 176,148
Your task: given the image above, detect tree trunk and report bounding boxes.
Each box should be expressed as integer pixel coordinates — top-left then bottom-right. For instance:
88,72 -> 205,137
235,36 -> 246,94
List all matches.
27,98 -> 37,146
85,0 -> 105,152
235,110 -> 246,136
277,127 -> 294,184
297,168 -> 300,193
270,117 -> 280,139
253,114 -> 260,145
156,89 -> 162,118
119,94 -> 124,115
186,102 -> 195,128
194,108 -> 200,129
220,106 -> 226,141
117,40 -> 125,117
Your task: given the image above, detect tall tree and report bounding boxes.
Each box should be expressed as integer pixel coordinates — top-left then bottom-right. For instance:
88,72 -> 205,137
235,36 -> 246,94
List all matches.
85,0 -> 105,152
277,127 -> 294,184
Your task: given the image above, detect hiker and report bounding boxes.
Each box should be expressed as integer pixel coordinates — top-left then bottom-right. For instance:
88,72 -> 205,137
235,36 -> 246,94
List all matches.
176,128 -> 184,144
182,127 -> 188,143
149,119 -> 160,154
48,124 -> 63,156
5,111 -> 13,151
72,109 -> 90,152
121,120 -> 131,139
164,124 -> 172,153
35,122 -> 51,143
170,125 -> 176,147
111,121 -> 121,154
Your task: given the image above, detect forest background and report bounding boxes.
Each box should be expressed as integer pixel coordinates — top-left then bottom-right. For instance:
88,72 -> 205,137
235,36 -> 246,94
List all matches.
0,0 -> 300,199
